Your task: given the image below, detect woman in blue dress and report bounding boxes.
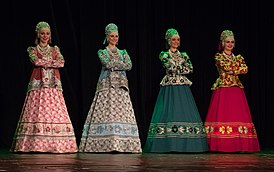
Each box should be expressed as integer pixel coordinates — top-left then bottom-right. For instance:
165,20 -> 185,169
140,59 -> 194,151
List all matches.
79,23 -> 142,153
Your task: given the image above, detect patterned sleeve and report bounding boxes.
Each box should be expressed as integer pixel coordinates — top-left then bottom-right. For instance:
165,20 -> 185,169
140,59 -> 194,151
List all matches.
27,46 -> 50,67
98,49 -> 132,71
215,53 -> 234,72
120,49 -> 132,70
180,52 -> 193,74
159,51 -> 175,72
51,46 -> 65,68
234,54 -> 248,75
98,49 -> 111,69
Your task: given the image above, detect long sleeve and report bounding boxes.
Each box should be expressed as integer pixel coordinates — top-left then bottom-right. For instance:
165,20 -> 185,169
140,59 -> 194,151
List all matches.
211,53 -> 246,90
159,52 -> 176,73
98,49 -> 132,71
179,52 -> 193,75
233,55 -> 248,75
51,46 -> 65,68
159,51 -> 193,86
27,47 -> 51,67
96,48 -> 130,93
215,54 -> 234,72
159,52 -> 193,75
119,49 -> 132,70
27,45 -> 63,92
27,46 -> 64,68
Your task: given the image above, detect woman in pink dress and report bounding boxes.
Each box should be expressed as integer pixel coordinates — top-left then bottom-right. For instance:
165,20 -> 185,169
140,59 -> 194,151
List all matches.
10,21 -> 78,153
204,30 -> 260,152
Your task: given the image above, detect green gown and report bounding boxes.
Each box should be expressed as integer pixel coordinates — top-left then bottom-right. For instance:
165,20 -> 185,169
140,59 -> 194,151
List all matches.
144,50 -> 208,152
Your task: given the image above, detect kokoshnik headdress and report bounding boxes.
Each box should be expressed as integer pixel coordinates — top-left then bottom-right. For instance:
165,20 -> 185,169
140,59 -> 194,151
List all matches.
165,28 -> 180,44
219,30 -> 234,50
165,28 -> 180,49
35,21 -> 51,45
35,21 -> 51,33
103,23 -> 118,44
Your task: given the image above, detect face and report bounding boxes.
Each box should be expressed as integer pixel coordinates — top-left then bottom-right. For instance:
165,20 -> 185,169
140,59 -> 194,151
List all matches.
108,32 -> 119,46
169,35 -> 180,49
38,29 -> 51,44
223,36 -> 235,51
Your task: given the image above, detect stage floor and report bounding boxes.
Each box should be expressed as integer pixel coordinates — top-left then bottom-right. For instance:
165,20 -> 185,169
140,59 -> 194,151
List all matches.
0,150 -> 274,171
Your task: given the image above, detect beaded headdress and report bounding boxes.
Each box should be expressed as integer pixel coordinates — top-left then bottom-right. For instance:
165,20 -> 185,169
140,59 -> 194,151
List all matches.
165,28 -> 180,44
35,21 -> 51,45
35,21 -> 51,32
220,30 -> 234,41
103,23 -> 118,44
219,30 -> 234,50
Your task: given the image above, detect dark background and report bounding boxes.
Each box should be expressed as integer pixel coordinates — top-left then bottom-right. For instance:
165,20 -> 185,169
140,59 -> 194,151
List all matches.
1,0 -> 273,150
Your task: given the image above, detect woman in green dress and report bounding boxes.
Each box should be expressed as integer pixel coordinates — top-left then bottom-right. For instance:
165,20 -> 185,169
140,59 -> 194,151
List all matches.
144,28 -> 208,152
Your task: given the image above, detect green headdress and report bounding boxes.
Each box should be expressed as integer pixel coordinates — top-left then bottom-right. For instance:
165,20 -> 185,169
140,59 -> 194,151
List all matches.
165,28 -> 180,45
35,21 -> 51,32
220,30 -> 234,42
103,23 -> 118,44
219,30 -> 234,50
35,21 -> 51,45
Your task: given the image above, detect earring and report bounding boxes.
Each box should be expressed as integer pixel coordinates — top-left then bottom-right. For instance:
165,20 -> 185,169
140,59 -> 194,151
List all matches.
35,37 -> 39,45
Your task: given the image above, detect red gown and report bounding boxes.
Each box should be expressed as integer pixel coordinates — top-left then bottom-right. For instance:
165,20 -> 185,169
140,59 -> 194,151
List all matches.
204,52 -> 260,152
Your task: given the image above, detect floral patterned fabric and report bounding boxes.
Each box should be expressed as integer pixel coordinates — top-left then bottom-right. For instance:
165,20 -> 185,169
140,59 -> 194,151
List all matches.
205,122 -> 257,138
147,122 -> 206,138
144,50 -> 208,152
79,47 -> 142,153
27,46 -> 64,92
205,76 -> 260,152
211,52 -> 248,90
10,45 -> 77,153
159,50 -> 193,86
10,88 -> 78,153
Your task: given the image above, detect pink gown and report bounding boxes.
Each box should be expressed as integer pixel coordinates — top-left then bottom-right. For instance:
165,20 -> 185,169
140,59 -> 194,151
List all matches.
10,45 -> 78,153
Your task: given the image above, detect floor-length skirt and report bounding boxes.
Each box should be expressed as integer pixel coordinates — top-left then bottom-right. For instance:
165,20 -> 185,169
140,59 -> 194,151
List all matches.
10,88 -> 78,153
144,85 -> 208,153
204,87 -> 260,152
79,87 -> 142,153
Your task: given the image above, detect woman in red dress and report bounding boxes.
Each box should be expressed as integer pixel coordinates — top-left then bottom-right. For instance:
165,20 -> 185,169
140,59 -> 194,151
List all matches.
204,30 -> 260,152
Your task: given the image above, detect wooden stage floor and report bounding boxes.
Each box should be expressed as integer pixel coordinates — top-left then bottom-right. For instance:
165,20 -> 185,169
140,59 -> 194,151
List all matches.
0,150 -> 274,171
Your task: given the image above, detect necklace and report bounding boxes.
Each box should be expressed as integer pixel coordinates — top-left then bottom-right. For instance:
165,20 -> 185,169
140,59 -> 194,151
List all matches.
222,52 -> 235,62
169,49 -> 181,60
37,44 -> 51,58
106,46 -> 120,59
168,49 -> 182,66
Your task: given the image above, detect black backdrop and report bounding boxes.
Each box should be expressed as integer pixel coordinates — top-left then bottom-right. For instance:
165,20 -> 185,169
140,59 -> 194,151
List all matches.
1,0 -> 273,150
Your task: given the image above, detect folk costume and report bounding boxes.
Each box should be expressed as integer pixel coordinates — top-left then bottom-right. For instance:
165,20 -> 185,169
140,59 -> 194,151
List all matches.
11,22 -> 78,153
79,23 -> 142,153
204,30 -> 260,152
144,28 -> 208,152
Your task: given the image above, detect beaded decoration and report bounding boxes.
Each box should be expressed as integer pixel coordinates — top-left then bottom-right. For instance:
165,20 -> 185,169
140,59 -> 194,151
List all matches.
103,23 -> 118,44
165,28 -> 180,45
35,21 -> 51,45
219,30 -> 234,50
35,21 -> 50,32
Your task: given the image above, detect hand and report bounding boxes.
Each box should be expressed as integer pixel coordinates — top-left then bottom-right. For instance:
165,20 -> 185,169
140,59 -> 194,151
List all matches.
228,70 -> 234,74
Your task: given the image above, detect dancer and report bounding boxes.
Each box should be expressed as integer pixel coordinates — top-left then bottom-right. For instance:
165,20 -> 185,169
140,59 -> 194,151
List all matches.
79,23 -> 142,153
144,28 -> 208,152
204,30 -> 260,152
10,21 -> 78,153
